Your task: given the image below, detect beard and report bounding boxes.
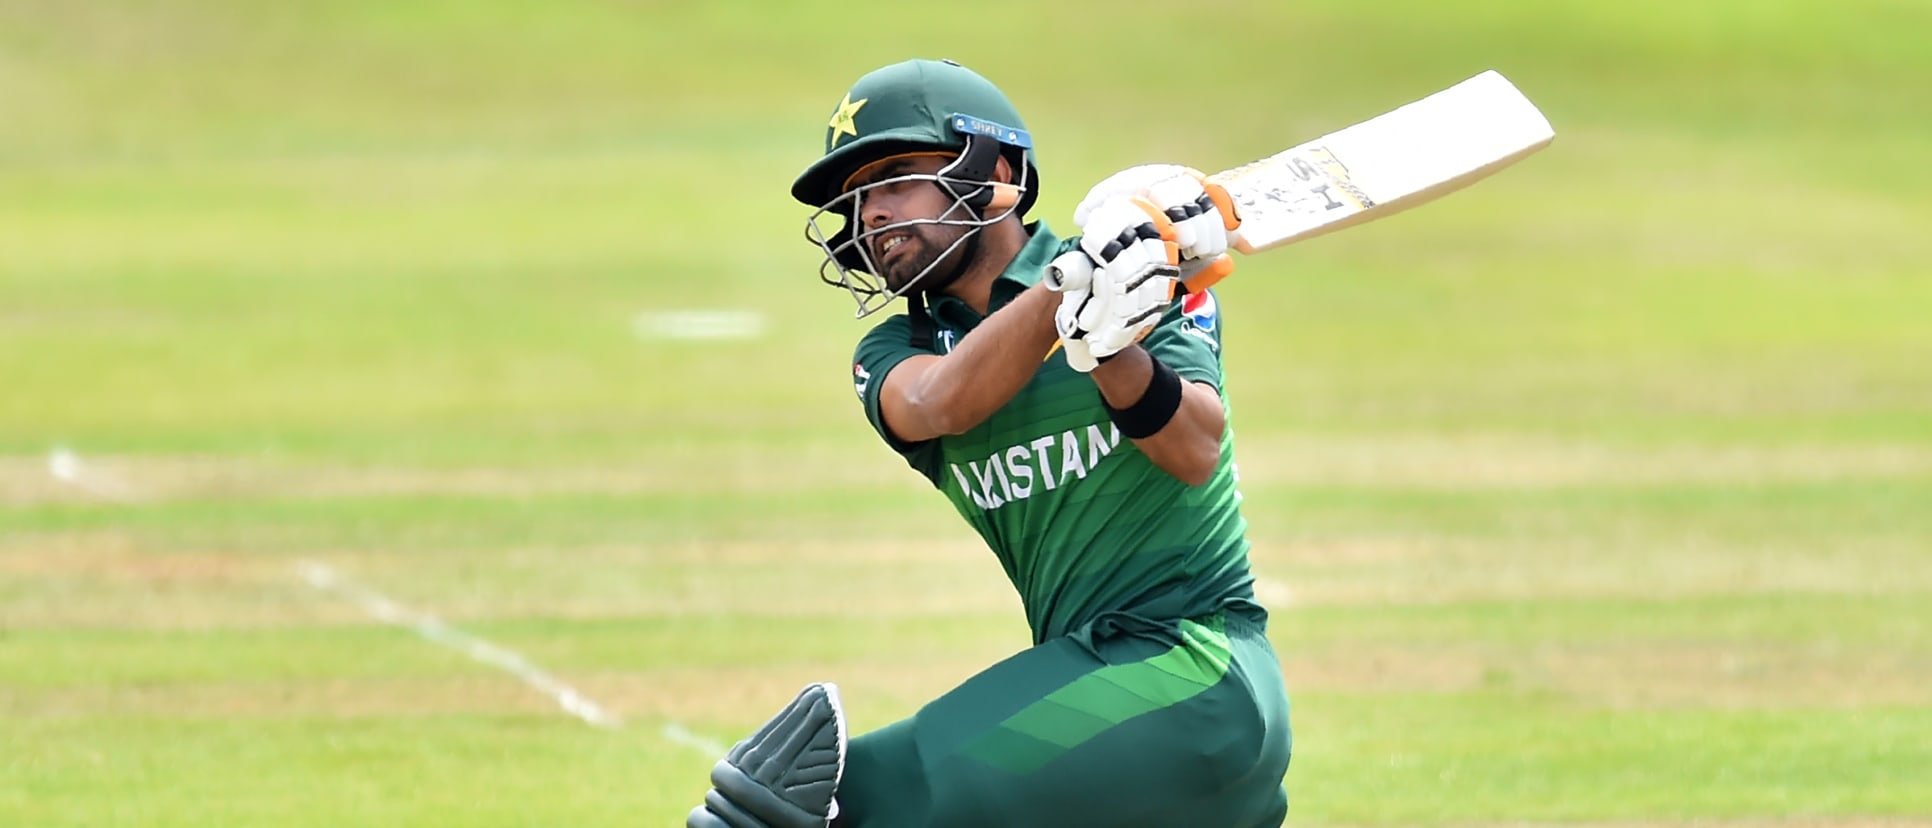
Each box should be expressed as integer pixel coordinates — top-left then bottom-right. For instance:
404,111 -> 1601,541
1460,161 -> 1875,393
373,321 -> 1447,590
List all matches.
879,223 -> 973,295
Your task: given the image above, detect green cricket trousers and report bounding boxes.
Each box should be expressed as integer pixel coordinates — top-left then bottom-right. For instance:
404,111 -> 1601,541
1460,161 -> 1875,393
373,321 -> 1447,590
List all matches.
832,608 -> 1292,828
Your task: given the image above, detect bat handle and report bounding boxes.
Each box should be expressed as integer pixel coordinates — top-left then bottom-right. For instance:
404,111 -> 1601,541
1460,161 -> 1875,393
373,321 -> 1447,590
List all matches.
1180,253 -> 1236,292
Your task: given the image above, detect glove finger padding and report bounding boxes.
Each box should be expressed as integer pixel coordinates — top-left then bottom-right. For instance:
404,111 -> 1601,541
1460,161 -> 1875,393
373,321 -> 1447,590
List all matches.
1080,168 -> 1232,264
1073,163 -> 1195,228
1055,283 -> 1109,341
1146,174 -> 1232,262
1054,287 -> 1103,374
1060,336 -> 1100,373
1178,207 -> 1227,262
1078,198 -> 1178,271
1100,248 -> 1178,347
1145,174 -> 1206,258
1107,197 -> 1180,330
1063,195 -> 1181,364
1107,263 -> 1178,341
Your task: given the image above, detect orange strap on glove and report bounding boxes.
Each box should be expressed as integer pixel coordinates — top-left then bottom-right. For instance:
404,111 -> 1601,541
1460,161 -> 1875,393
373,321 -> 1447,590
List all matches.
1072,164 -> 1242,291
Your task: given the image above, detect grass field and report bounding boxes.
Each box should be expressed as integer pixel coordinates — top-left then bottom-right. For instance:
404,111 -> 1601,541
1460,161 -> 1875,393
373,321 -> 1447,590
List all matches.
4,1 -> 1930,825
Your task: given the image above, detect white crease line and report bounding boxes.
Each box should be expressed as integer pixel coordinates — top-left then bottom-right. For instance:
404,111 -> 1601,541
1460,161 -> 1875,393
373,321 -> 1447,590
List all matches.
297,560 -> 621,729
634,309 -> 766,341
662,722 -> 728,757
47,445 -> 136,501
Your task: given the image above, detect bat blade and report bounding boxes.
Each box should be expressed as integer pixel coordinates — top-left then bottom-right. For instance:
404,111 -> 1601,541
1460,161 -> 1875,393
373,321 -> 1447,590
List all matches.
1211,70 -> 1555,254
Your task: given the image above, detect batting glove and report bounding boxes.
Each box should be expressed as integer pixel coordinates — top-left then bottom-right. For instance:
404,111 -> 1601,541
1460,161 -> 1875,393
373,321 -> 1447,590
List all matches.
1074,164 -> 1242,286
1047,195 -> 1181,372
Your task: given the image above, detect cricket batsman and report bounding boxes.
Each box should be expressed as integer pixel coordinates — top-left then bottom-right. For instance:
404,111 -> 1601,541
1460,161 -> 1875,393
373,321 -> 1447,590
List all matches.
687,58 -> 1292,828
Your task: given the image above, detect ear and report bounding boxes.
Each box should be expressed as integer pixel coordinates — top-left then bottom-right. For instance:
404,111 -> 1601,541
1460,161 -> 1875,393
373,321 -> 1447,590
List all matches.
986,155 -> 1022,212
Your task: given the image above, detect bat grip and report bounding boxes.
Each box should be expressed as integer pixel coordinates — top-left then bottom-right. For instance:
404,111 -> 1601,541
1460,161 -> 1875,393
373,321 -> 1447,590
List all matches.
1180,253 -> 1236,292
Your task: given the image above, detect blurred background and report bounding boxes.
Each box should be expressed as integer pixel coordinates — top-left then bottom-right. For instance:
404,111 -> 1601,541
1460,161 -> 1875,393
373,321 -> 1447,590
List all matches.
3,1 -> 1929,825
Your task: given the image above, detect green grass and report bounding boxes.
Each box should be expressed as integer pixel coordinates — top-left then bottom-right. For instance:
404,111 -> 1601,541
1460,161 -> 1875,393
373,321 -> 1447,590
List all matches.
3,0 -> 1930,824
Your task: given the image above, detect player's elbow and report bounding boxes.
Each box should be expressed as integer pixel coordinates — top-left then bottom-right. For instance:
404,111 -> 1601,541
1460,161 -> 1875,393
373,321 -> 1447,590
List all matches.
1172,467 -> 1215,487
925,408 -> 970,437
1174,448 -> 1220,487
910,389 -> 975,437
1166,389 -> 1227,485
1160,436 -> 1222,486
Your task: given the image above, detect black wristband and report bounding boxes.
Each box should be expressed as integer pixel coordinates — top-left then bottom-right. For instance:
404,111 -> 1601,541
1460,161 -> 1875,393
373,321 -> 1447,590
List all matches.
1103,355 -> 1184,439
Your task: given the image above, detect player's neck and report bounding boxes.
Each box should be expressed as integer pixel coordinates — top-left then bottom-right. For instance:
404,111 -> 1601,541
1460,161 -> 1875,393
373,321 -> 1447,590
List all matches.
938,219 -> 1029,317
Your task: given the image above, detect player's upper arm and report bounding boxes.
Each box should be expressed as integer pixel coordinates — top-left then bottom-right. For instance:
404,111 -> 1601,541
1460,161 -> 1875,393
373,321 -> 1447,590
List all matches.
875,354 -> 948,444
851,317 -> 945,483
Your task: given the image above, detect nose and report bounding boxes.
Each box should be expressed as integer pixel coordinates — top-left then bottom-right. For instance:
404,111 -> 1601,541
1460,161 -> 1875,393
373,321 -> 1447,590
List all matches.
860,189 -> 893,230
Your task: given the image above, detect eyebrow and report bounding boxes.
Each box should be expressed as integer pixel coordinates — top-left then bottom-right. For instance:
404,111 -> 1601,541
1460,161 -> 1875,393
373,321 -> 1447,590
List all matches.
862,161 -> 915,187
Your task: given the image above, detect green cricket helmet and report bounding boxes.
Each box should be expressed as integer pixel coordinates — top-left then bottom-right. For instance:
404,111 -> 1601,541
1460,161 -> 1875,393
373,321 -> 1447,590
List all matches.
793,59 -> 1039,318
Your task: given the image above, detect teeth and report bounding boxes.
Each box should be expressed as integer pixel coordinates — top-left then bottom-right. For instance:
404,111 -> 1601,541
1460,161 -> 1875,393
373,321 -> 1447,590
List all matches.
882,236 -> 904,254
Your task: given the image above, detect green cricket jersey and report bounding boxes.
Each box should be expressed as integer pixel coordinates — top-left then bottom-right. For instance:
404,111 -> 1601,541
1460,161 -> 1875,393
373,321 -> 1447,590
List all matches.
851,224 -> 1261,643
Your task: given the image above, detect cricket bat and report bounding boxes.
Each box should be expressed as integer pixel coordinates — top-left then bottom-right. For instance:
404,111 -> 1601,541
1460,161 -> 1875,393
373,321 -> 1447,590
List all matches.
1048,70 -> 1554,295
1210,69 -> 1554,262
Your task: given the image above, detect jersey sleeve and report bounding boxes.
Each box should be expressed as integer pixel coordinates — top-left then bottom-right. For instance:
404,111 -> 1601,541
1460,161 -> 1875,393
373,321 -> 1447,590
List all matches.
1142,286 -> 1226,390
851,315 -> 946,486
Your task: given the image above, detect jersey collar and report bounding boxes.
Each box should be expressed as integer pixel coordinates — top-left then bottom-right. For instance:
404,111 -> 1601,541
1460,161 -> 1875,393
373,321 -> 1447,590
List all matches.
925,222 -> 1059,328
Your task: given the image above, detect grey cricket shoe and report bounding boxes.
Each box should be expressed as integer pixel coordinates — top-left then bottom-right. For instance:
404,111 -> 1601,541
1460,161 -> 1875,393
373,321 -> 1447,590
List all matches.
687,682 -> 847,828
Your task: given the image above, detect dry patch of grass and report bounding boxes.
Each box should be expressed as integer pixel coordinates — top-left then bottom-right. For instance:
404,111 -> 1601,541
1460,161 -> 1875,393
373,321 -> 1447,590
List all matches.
0,532 -> 253,583
1279,641 -> 1932,709
308,538 -> 1019,622
0,444 -> 923,505
2,676 -> 558,720
1,655 -> 1017,737
1281,645 -> 1486,694
1236,435 -> 1932,489
6,435 -> 1928,508
1250,536 -> 1928,608
390,537 -> 997,568
1356,822 -> 1932,828
581,656 -> 1017,733
0,535 -> 1020,629
0,531 -> 322,629
1536,643 -> 1932,709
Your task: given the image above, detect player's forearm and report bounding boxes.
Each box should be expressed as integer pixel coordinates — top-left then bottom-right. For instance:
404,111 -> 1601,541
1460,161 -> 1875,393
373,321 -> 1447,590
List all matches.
904,283 -> 1060,435
1089,346 -> 1225,485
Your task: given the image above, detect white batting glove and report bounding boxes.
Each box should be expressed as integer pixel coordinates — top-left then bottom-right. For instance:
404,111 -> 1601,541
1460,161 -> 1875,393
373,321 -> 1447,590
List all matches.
1044,251 -> 1102,372
1074,164 -> 1242,276
1074,164 -> 1193,225
1050,195 -> 1181,372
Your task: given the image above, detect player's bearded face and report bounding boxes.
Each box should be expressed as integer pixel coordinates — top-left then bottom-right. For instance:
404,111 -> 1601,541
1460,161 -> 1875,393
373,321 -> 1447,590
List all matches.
873,217 -> 970,293
850,154 -> 979,294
